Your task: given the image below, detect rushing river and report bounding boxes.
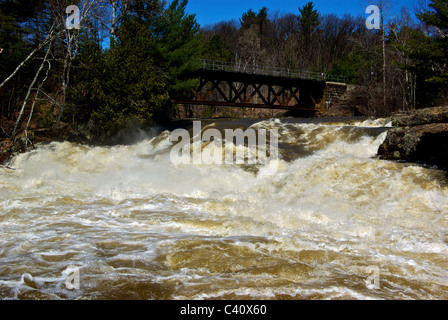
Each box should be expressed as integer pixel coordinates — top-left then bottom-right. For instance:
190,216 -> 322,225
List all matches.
1,117 -> 448,300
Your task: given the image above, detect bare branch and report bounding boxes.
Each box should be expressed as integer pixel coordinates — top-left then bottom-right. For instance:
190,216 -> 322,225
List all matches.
0,25 -> 59,90
25,59 -> 52,144
12,40 -> 53,141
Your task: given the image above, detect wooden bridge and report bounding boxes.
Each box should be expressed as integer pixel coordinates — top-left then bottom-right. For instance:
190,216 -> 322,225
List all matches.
173,59 -> 348,114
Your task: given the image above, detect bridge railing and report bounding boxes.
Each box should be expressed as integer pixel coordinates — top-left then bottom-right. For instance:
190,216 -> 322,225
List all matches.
198,59 -> 348,84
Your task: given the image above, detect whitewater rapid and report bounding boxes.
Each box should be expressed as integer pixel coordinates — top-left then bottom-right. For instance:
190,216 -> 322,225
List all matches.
0,117 -> 447,300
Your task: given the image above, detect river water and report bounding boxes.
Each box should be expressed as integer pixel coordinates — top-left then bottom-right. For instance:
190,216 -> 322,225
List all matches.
1,117 -> 447,300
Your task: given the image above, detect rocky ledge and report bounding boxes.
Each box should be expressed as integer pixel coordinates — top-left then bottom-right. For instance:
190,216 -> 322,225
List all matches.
377,106 -> 448,170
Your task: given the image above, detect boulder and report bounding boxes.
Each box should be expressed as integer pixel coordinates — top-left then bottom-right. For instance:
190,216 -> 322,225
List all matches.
391,106 -> 448,127
378,107 -> 448,170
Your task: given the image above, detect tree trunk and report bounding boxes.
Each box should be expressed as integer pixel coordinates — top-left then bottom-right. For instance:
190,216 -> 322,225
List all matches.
25,58 -> 51,145
53,55 -> 71,132
53,28 -> 80,132
11,42 -> 53,141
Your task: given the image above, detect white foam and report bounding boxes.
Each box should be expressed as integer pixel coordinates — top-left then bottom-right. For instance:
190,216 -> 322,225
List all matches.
1,119 -> 448,299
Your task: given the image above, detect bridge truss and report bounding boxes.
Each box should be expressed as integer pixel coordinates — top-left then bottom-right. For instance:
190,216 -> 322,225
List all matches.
173,60 -> 345,112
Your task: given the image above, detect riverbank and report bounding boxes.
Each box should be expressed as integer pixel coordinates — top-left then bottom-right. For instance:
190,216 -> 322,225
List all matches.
377,106 -> 448,171
0,118 -> 60,165
0,118 -> 193,165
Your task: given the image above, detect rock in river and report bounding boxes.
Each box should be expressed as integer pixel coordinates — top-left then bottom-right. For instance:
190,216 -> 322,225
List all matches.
377,106 -> 448,170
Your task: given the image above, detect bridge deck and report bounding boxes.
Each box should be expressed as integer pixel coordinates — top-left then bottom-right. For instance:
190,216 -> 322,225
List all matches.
197,59 -> 348,84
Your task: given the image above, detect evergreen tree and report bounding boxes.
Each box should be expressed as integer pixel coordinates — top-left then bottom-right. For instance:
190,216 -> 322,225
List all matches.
297,2 -> 320,70
298,2 -> 320,42
88,17 -> 169,137
417,0 -> 448,85
0,0 -> 41,120
240,7 -> 268,33
75,0 -> 202,136
237,7 -> 270,65
240,8 -> 257,29
396,0 -> 448,106
202,34 -> 231,61
152,0 -> 202,98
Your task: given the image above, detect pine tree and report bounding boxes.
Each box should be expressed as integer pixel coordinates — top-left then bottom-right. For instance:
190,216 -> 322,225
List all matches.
396,0 -> 448,106
88,17 -> 169,137
152,0 -> 202,98
77,0 -> 202,136
298,2 -> 320,42
0,0 -> 43,122
417,0 -> 448,85
202,34 -> 231,61
297,2 -> 320,70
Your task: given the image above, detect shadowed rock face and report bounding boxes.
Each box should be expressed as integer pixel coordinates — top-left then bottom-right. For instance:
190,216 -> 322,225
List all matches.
378,107 -> 448,170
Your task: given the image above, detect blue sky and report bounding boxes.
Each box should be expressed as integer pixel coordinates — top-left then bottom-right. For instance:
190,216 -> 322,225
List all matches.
186,0 -> 419,27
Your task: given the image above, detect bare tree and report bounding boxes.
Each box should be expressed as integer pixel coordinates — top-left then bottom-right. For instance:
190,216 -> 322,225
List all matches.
389,7 -> 418,111
11,38 -> 54,141
361,0 -> 393,114
236,24 -> 267,68
0,25 -> 59,90
25,50 -> 53,145
53,0 -> 98,132
92,0 -> 131,47
3,0 -> 101,139
377,0 -> 393,113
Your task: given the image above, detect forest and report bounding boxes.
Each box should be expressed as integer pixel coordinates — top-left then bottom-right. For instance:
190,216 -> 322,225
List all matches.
0,0 -> 448,156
